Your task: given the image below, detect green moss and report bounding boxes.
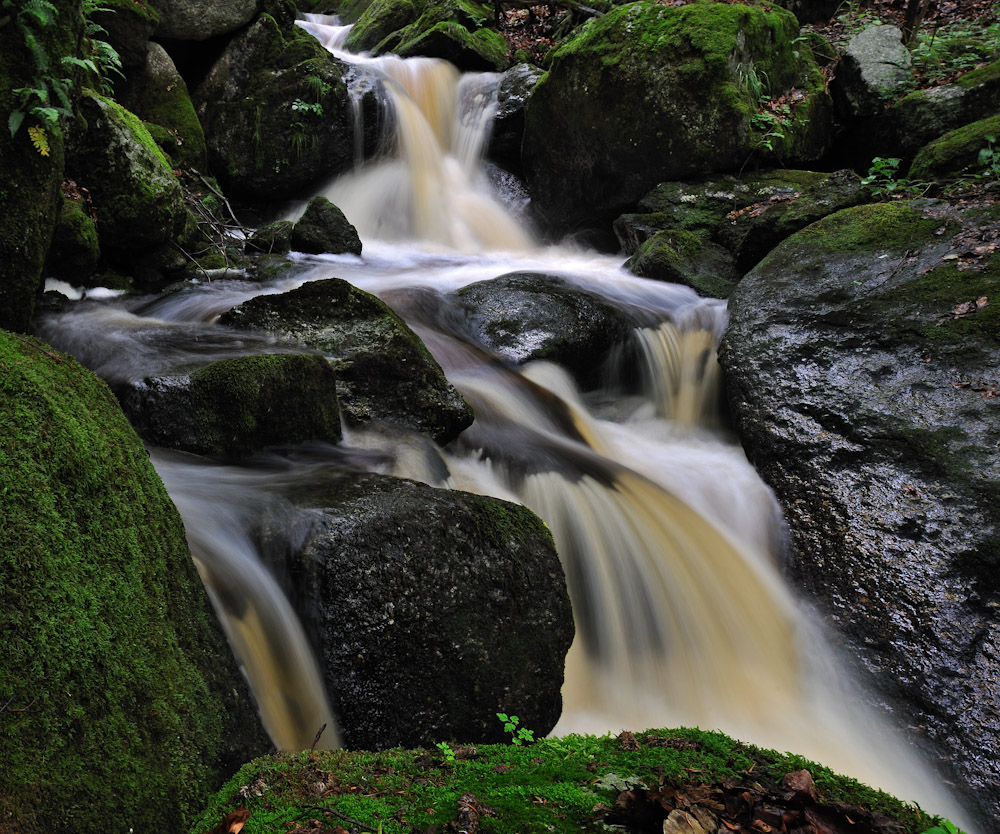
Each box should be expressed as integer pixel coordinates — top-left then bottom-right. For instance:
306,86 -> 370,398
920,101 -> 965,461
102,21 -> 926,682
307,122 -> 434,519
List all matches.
190,728 -> 934,834
909,113 -> 1000,181
93,90 -> 173,171
781,202 -> 940,256
0,332 -> 266,833
954,55 -> 1000,90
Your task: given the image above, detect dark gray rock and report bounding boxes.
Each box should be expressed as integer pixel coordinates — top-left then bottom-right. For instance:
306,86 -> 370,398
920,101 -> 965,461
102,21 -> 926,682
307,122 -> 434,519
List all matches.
248,220 -> 294,255
291,196 -> 363,255
151,0 -> 261,40
452,272 -> 642,389
832,24 -> 912,120
625,230 -> 737,299
120,353 -> 342,457
719,200 -> 1000,828
268,471 -> 574,751
219,278 -> 474,444
489,62 -> 545,172
194,13 -> 355,200
615,169 -> 867,274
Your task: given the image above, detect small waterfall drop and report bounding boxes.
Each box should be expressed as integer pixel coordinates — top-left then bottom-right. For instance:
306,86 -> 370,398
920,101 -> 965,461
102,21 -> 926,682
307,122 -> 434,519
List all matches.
32,13 -> 980,832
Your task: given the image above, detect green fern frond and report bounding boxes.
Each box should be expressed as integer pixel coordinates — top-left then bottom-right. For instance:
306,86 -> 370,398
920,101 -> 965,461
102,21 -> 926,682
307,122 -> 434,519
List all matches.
18,0 -> 57,27
20,28 -> 49,73
8,109 -> 25,138
62,55 -> 98,73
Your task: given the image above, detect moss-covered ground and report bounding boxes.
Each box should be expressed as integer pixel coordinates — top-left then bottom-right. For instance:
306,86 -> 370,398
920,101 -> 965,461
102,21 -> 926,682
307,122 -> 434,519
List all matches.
190,727 -> 936,834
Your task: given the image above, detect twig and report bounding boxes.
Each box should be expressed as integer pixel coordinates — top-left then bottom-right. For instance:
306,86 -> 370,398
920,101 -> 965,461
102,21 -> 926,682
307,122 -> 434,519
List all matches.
296,805 -> 380,832
311,723 -> 327,751
192,168 -> 243,230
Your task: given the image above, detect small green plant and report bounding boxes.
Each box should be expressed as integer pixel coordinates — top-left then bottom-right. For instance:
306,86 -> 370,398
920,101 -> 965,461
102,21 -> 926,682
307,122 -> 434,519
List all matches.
975,134 -> 999,180
303,74 -> 331,100
861,156 -> 910,196
496,712 -> 535,746
435,741 -> 456,763
291,98 -> 324,117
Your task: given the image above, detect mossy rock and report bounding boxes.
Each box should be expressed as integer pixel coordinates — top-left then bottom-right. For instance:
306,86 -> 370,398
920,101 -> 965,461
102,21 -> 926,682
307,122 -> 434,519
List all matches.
345,0 -> 421,52
88,0 -> 161,69
150,0 -> 261,40
522,0 -> 833,232
69,91 -> 192,262
190,728 -> 937,834
392,20 -> 509,71
194,12 -> 355,200
248,219 -> 295,254
118,41 -> 208,171
625,229 -> 738,298
290,195 -> 363,255
909,113 -> 1000,182
258,471 -> 573,751
219,278 -> 474,443
120,353 -> 343,457
719,201 -> 1000,820
44,193 -> 101,284
0,332 -> 270,834
0,2 -> 81,331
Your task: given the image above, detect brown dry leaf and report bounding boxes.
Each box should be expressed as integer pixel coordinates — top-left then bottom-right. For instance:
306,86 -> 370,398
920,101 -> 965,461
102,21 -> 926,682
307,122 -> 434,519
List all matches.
205,808 -> 250,834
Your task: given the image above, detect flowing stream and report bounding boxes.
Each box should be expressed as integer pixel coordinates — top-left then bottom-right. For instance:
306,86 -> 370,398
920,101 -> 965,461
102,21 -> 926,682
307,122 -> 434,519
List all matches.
37,15 -> 977,830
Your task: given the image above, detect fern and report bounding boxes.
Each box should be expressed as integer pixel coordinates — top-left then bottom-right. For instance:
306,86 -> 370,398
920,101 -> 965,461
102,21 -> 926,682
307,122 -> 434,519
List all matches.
27,125 -> 50,156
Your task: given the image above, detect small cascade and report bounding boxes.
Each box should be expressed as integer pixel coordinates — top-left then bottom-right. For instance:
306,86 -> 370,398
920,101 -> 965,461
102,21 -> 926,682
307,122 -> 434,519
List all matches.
295,16 -> 533,250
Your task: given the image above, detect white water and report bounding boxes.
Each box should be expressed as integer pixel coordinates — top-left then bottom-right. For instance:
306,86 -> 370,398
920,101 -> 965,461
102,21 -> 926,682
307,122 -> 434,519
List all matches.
36,14 -> 977,830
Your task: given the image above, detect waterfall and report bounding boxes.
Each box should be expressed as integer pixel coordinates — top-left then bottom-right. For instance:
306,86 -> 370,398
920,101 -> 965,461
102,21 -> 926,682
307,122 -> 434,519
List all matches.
34,13 -> 978,831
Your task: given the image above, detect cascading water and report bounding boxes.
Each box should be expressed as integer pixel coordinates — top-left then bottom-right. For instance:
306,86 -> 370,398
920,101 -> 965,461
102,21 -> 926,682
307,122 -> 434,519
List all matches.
36,13 -> 978,831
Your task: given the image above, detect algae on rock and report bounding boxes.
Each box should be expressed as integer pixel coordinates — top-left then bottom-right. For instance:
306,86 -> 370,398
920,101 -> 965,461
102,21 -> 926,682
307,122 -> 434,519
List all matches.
0,332 -> 270,834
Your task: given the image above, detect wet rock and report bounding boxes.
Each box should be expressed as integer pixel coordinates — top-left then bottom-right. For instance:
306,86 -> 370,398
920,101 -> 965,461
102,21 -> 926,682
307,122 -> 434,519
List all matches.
268,471 -> 574,750
290,196 -> 363,255
194,12 -> 355,200
489,62 -> 544,172
832,25 -> 912,120
44,193 -> 101,283
219,278 -> 474,444
615,169 -> 867,274
522,2 -> 832,232
120,353 -> 343,457
625,230 -> 737,299
452,271 -> 642,389
0,331 -> 270,834
719,200 -> 1000,827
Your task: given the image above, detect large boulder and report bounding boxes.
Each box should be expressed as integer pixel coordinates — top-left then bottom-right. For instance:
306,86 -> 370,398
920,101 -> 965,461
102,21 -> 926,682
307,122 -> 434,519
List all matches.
346,0 -> 508,71
488,62 -> 545,173
831,25 -> 913,120
719,201 -> 1000,827
150,0 -> 261,41
290,196 -> 363,255
522,1 -> 832,233
268,471 -> 574,750
451,272 -> 643,389
194,12 -> 356,200
615,169 -> 867,273
219,278 -> 474,443
117,41 -> 208,171
909,113 -> 1000,183
68,91 -> 194,281
0,2 -> 81,331
0,331 -> 270,834
120,353 -> 343,457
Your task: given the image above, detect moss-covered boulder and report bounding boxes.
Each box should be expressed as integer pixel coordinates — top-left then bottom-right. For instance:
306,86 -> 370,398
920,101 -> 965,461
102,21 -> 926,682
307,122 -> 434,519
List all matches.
117,41 -> 208,171
263,471 -> 573,750
120,353 -> 343,457
150,0 -> 261,40
625,230 -> 738,298
615,169 -> 867,273
719,201 -> 1000,825
452,272 -> 643,389
773,0 -> 840,24
191,728 -> 939,834
867,58 -> 1000,165
909,113 -> 1000,183
219,278 -> 474,444
0,1 -> 82,331
0,331 -> 270,834
347,0 -> 507,71
194,12 -> 355,200
522,1 -> 832,232
68,91 -> 192,268
88,0 -> 161,69
290,195 -> 363,255
43,192 -> 101,284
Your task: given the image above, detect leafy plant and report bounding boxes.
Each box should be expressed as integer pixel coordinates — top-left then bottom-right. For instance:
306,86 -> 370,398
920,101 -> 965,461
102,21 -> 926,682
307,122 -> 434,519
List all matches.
435,741 -> 456,763
496,712 -> 535,746
975,134 -> 999,180
861,156 -> 913,196
291,98 -> 324,117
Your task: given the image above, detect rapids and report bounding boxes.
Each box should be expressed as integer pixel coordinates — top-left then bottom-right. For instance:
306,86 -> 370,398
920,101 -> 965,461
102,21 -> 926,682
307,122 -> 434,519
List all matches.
35,13 -> 978,830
